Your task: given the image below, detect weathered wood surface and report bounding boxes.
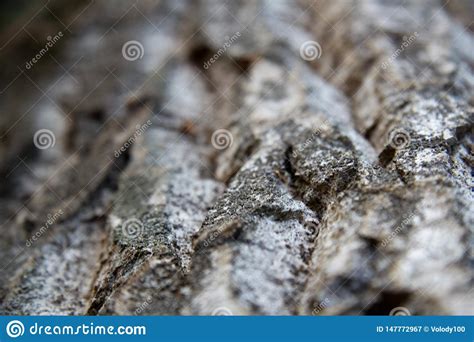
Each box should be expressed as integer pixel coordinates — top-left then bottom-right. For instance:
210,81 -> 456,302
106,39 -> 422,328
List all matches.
0,0 -> 472,315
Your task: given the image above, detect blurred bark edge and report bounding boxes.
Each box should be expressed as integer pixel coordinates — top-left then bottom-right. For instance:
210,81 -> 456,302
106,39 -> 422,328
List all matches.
0,0 -> 472,316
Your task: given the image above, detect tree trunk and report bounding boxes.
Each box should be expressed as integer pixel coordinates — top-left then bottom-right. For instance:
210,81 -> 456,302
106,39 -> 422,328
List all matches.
0,0 -> 472,315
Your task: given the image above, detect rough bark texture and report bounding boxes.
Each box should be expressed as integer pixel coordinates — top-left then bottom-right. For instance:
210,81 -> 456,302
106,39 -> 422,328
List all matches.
0,0 -> 472,315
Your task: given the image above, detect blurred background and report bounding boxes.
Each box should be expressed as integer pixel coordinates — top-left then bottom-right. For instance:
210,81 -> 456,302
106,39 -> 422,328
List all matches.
0,0 -> 472,315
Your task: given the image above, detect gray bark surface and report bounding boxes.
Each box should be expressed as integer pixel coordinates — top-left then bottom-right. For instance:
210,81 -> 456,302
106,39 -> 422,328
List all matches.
0,0 -> 472,315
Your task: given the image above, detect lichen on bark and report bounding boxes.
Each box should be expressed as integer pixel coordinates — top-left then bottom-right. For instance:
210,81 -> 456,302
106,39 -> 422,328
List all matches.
0,0 -> 472,316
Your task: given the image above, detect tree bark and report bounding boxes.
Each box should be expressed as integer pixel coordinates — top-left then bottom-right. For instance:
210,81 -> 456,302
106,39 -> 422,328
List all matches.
0,0 -> 472,315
